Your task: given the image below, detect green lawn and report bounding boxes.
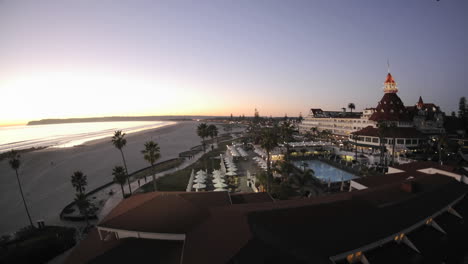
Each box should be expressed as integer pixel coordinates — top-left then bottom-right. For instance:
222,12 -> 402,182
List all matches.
131,158 -> 184,181
141,141 -> 230,192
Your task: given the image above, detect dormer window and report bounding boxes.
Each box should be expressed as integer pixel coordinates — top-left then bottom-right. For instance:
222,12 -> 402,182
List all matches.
390,109 -> 394,113
381,109 -> 384,113
399,110 -> 403,113
384,101 -> 387,104
390,101 -> 393,104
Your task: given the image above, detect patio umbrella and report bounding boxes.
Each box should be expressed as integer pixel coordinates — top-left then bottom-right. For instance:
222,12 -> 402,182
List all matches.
194,178 -> 206,183
193,183 -> 206,189
214,182 -> 228,188
212,178 -> 226,183
214,188 -> 227,192
225,171 -> 237,176
228,167 -> 237,172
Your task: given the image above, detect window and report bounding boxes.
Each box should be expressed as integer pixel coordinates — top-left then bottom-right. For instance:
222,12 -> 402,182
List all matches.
405,139 -> 411,144
397,139 -> 404,144
365,137 -> 371,142
382,138 -> 388,144
412,139 -> 418,144
372,138 -> 378,143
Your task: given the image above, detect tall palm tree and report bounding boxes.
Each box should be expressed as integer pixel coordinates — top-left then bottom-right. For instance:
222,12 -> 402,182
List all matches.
142,141 -> 161,191
112,166 -> 127,198
111,130 -> 131,194
377,122 -> 388,169
280,121 -> 294,161
197,123 -> 208,152
71,171 -> 87,195
207,124 -> 219,144
437,134 -> 448,165
260,127 -> 279,192
8,150 -> 34,228
389,123 -> 397,166
348,103 -> 356,113
75,193 -> 90,227
350,133 -> 359,160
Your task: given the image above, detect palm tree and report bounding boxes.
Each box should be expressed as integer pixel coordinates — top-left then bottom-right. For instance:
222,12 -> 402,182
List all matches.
197,123 -> 209,152
111,130 -> 131,194
301,160 -> 309,171
75,193 -> 90,227
350,134 -> 359,160
389,123 -> 397,166
377,122 -> 388,169
71,171 -> 87,195
142,141 -> 161,191
8,150 -> 34,228
112,166 -> 127,198
348,103 -> 356,113
291,169 -> 314,197
437,134 -> 448,165
207,124 -> 219,145
260,127 -> 279,192
280,121 -> 294,161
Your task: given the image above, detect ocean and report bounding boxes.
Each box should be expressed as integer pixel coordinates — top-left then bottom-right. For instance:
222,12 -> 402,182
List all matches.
0,121 -> 174,153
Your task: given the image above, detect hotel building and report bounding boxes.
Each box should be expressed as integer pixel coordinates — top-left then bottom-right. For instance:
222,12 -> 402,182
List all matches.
300,72 -> 445,152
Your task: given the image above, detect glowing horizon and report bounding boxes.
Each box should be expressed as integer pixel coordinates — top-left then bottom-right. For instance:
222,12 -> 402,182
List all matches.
1,1 -> 467,126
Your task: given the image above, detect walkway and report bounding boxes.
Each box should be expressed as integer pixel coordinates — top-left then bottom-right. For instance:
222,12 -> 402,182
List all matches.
97,149 -> 207,219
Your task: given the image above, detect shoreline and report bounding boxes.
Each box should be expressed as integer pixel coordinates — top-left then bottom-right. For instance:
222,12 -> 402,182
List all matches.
0,121 -> 203,235
0,121 -> 179,155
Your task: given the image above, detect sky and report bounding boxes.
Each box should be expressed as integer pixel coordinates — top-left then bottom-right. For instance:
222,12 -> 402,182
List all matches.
0,0 -> 467,125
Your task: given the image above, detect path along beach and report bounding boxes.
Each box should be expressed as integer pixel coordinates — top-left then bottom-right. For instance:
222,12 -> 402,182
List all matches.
0,121 -> 202,235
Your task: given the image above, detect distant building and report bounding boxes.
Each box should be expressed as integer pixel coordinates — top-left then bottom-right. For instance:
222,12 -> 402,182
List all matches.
299,108 -> 371,137
300,72 -> 445,146
350,72 -> 444,154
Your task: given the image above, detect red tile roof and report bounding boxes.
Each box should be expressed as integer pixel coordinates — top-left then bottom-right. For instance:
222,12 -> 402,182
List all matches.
352,125 -> 424,138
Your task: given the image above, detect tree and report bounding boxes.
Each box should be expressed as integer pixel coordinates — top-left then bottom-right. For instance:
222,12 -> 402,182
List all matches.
71,171 -> 87,195
112,166 -> 127,198
377,122 -> 388,169
260,127 -> 279,192
291,169 -> 314,197
342,107 -> 346,112
253,108 -> 261,124
274,161 -> 294,180
142,141 -> 161,191
389,123 -> 397,166
437,134 -> 448,165
298,112 -> 304,123
8,150 -> 34,228
207,124 -> 219,145
350,133 -> 359,160
458,97 -> 466,119
74,193 -> 91,227
197,123 -> 209,152
280,121 -> 294,161
111,130 -> 132,194
348,103 -> 356,113
301,160 -> 309,171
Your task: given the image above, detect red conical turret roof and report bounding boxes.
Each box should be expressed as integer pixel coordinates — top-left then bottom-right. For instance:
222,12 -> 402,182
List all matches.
385,73 -> 395,84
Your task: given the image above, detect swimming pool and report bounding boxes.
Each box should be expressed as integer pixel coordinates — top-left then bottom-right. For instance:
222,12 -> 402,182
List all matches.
293,160 -> 358,183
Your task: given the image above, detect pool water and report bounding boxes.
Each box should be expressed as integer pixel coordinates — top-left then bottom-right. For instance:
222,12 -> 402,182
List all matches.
294,160 -> 358,183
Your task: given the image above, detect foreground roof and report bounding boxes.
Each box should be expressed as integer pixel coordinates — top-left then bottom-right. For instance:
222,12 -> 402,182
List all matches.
67,174 -> 468,264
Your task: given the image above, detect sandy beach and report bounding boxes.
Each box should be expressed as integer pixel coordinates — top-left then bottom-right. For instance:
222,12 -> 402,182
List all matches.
0,121 -> 203,235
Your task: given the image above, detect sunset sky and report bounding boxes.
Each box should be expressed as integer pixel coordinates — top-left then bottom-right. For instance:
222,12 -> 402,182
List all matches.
1,0 -> 467,125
